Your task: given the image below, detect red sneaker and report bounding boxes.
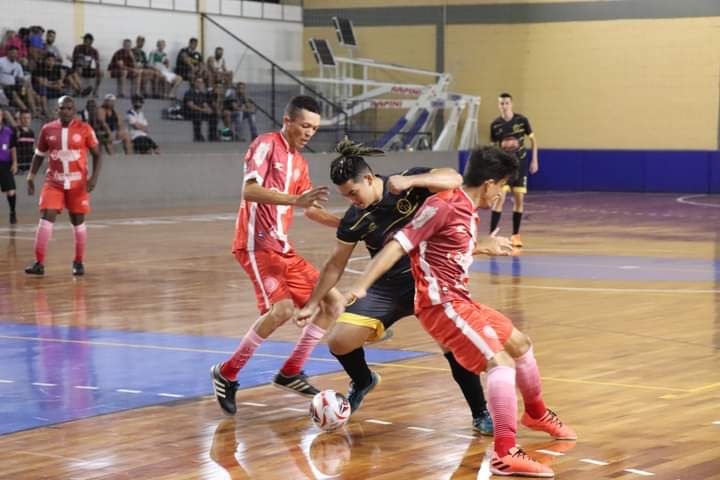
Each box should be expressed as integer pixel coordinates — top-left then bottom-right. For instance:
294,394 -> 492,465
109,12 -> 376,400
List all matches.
491,447 -> 554,477
521,409 -> 577,440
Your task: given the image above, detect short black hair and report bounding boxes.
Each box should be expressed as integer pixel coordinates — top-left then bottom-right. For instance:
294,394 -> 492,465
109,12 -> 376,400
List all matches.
462,146 -> 518,187
285,95 -> 320,119
499,92 -> 512,100
189,37 -> 198,43
83,33 -> 94,41
47,29 -> 55,35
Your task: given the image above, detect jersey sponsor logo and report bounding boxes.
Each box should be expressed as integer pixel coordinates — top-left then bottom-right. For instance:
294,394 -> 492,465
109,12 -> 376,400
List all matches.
252,142 -> 271,166
410,206 -> 437,229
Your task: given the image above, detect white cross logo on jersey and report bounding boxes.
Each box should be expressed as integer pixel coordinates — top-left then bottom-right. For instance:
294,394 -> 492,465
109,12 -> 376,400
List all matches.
55,149 -> 81,189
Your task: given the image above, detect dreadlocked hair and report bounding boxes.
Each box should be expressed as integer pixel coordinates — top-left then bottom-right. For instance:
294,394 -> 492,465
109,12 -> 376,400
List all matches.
330,138 -> 384,185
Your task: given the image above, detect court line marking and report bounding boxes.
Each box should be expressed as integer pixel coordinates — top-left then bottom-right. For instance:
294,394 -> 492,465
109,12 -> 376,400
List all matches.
0,379 -> 14,383
500,284 -> 720,295
536,449 -> 565,457
31,382 -> 56,387
624,468 -> 655,476
451,433 -> 476,440
712,421 -> 720,425
407,426 -> 434,433
366,419 -> 393,425
240,402 -> 267,407
580,458 -> 609,466
12,450 -> 90,464
158,393 -> 184,398
116,389 -> 142,394
282,407 -> 306,413
74,385 -> 98,390
676,194 -> 720,208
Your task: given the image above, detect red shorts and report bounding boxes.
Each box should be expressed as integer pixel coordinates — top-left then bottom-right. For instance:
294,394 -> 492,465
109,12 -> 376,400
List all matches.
235,249 -> 320,315
417,300 -> 514,374
39,183 -> 90,214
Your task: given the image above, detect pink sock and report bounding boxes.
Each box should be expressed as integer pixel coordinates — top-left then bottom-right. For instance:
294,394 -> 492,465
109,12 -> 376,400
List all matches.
220,329 -> 264,381
34,219 -> 54,263
73,223 -> 87,262
487,365 -> 517,458
280,323 -> 326,377
515,346 -> 547,420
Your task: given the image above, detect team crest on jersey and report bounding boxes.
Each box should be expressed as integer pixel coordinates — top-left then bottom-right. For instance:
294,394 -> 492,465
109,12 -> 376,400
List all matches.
72,133 -> 82,143
396,198 -> 412,215
263,276 -> 279,294
252,142 -> 271,166
410,206 -> 437,229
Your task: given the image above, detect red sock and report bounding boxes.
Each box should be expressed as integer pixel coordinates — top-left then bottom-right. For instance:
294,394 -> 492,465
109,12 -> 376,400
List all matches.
280,323 -> 325,377
34,219 -> 54,263
487,365 -> 517,458
515,346 -> 547,420
73,223 -> 87,262
220,329 -> 263,381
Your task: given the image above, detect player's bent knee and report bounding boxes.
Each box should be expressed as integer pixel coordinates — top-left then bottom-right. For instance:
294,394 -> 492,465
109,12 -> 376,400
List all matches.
268,299 -> 295,327
488,350 -> 516,370
504,328 -> 531,358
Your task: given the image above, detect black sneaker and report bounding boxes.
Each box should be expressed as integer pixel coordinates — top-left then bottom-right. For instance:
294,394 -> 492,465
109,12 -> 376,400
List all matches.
347,370 -> 381,412
72,261 -> 85,276
211,363 -> 238,415
9,212 -> 16,225
272,370 -> 320,398
25,262 -> 44,275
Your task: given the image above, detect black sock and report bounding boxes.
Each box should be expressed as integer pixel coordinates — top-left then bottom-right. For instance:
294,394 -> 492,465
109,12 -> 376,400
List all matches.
333,347 -> 373,389
490,211 -> 502,233
7,194 -> 16,213
444,351 -> 486,418
512,211 -> 523,235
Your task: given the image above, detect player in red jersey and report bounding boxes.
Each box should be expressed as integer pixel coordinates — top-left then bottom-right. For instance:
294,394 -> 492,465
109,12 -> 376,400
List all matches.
211,96 -> 345,415
25,96 -> 102,276
346,146 -> 575,478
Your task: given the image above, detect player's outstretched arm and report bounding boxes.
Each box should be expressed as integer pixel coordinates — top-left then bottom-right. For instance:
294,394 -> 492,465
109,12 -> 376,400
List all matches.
243,180 -> 329,207
346,240 -> 405,301
387,168 -> 462,195
304,205 -> 341,228
296,240 -> 356,325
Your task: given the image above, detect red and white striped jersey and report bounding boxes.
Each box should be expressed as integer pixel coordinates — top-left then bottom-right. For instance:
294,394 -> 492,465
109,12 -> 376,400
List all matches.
233,131 -> 313,254
35,119 -> 98,190
394,188 -> 477,310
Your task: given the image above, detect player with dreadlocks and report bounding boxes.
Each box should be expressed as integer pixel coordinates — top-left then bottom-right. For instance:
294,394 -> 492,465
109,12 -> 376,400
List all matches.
296,138 -> 511,433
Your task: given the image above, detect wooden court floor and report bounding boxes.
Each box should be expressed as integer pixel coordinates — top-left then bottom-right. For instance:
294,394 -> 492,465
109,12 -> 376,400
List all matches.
0,191 -> 718,479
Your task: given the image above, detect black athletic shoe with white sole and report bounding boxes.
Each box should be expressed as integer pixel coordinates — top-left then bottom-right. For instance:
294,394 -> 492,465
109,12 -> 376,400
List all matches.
211,363 -> 239,415
272,370 -> 320,398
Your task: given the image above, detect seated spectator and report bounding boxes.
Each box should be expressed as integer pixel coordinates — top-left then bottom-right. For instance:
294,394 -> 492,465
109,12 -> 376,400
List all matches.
206,47 -> 232,87
97,94 -> 132,154
71,33 -> 103,97
45,30 -> 90,97
183,78 -> 218,142
0,31 -> 28,68
0,46 -> 34,114
12,110 -> 34,172
132,36 -> 157,98
27,26 -> 45,68
175,37 -> 204,83
109,39 -> 140,98
223,81 -> 257,141
32,53 -> 65,117
126,95 -> 159,154
78,97 -> 109,151
148,39 -> 182,99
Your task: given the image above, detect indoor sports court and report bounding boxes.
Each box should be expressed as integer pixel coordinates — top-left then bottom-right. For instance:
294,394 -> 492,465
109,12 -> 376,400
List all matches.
2,0 -> 719,479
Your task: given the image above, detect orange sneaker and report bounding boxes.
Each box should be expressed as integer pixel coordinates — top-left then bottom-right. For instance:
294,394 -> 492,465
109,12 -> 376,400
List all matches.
521,409 -> 577,440
511,234 -> 523,247
491,447 -> 554,477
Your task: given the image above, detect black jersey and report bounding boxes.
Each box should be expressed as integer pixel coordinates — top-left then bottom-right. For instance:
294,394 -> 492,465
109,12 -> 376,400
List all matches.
14,126 -> 35,170
490,113 -> 533,163
337,167 -> 434,283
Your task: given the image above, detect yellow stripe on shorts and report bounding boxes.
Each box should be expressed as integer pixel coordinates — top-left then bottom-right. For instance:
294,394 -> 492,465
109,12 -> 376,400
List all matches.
337,312 -> 385,342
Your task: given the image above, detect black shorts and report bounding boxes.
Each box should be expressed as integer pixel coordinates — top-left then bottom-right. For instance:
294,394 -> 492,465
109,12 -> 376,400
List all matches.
0,162 -> 16,192
339,275 -> 415,341
506,158 -> 528,192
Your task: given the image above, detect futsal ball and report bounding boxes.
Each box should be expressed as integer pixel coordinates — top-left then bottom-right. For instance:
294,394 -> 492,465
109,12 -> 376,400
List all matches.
309,389 -> 351,432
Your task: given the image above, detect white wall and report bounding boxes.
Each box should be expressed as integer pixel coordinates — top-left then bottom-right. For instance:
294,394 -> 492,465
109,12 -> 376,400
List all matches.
0,0 -> 302,75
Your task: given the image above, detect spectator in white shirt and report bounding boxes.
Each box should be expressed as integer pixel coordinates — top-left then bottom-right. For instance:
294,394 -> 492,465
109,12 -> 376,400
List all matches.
0,46 -> 33,113
126,95 -> 159,154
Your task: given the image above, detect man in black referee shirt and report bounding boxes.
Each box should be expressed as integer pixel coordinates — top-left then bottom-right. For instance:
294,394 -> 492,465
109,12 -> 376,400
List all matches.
489,93 -> 539,248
